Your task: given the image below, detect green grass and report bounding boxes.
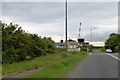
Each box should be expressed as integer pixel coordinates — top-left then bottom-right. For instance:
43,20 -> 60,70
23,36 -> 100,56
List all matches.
0,54 -> 1,61
3,48 -> 87,78
23,51 -> 87,78
0,52 -> 1,79
0,65 -> 2,77
114,53 -> 120,54
2,49 -> 64,75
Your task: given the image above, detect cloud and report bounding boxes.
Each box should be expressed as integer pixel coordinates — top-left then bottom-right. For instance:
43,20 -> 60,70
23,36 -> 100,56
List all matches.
2,2 -> 118,42
0,2 -> 2,19
67,2 -> 118,41
2,16 -> 64,36
2,2 -> 64,24
2,0 -> 120,2
84,31 -> 118,42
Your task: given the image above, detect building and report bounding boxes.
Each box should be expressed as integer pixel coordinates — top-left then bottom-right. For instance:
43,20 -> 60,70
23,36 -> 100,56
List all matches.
55,42 -> 65,48
55,39 -> 80,51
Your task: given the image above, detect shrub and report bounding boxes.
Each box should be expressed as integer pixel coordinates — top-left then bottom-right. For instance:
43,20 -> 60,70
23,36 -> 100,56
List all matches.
1,21 -> 55,64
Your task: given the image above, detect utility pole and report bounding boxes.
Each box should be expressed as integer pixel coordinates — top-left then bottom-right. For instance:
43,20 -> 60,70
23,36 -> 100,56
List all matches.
91,28 -> 92,45
65,0 -> 68,59
79,22 -> 81,38
90,27 -> 98,45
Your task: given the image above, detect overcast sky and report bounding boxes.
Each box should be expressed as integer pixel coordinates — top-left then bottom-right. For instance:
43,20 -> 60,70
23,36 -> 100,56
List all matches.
1,0 -> 119,42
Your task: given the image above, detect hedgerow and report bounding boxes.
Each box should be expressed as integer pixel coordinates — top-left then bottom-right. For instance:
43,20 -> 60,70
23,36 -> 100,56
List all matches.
1,21 -> 55,64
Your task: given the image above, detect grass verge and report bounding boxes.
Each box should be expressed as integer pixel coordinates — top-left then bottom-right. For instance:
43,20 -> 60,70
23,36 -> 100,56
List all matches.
3,48 -> 87,78
0,65 -> 1,77
23,51 -> 87,78
113,53 -> 120,54
2,48 -> 65,75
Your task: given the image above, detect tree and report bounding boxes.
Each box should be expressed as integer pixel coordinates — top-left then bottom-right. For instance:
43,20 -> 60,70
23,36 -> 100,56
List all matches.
1,21 -> 55,64
105,33 -> 120,53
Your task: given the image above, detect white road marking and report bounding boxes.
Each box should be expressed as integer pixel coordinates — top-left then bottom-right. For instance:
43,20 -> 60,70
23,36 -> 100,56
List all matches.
89,53 -> 92,55
106,53 -> 120,61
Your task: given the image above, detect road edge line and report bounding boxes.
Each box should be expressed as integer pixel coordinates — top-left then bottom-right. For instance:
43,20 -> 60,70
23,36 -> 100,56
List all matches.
106,53 -> 120,61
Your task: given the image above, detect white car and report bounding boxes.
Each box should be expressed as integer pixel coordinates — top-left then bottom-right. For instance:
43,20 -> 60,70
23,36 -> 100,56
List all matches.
106,49 -> 112,53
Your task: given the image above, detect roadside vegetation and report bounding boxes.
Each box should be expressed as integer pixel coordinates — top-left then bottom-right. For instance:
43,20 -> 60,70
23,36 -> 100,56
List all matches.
105,33 -> 120,53
0,65 -> 1,73
2,48 -> 63,75
23,50 -> 87,78
80,45 -> 93,52
94,47 -> 105,52
2,21 -> 88,78
1,21 -> 55,64
3,48 -> 87,77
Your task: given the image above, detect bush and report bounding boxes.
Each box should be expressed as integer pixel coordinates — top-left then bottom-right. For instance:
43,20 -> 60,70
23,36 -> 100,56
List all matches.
80,46 -> 87,52
87,45 -> 94,52
105,33 -> 120,53
1,21 -> 55,64
115,44 -> 120,53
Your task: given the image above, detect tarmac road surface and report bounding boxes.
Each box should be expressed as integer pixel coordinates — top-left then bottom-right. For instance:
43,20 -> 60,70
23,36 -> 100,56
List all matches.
66,52 -> 119,78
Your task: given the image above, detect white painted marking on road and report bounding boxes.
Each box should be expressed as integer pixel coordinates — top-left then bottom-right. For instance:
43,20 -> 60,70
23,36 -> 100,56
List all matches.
89,53 -> 92,55
106,53 -> 120,61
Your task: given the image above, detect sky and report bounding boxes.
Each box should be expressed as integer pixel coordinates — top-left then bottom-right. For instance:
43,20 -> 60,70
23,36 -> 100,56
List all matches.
1,0 -> 119,42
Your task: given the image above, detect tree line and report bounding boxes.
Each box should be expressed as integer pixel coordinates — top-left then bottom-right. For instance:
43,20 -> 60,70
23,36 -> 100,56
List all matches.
1,21 -> 55,64
105,33 -> 120,53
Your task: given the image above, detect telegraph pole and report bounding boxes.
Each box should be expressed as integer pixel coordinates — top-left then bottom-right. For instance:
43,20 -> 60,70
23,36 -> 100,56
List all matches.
91,28 -> 92,45
65,0 -> 68,59
79,22 -> 81,38
90,27 -> 98,45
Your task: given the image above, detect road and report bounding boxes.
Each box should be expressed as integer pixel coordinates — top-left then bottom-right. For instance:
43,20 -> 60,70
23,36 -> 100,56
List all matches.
66,51 -> 119,78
